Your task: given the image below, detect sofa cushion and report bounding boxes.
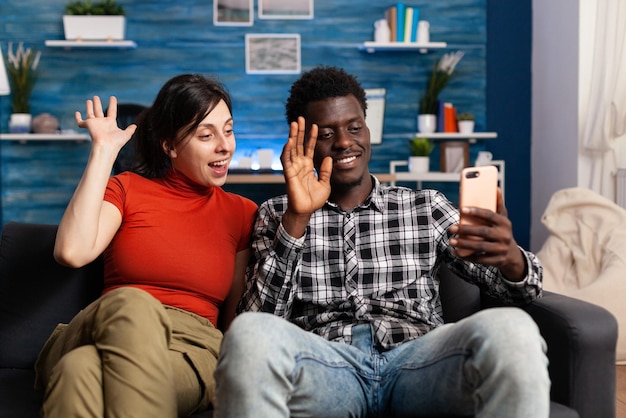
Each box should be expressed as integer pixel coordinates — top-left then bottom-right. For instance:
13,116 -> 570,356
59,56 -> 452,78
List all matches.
0,223 -> 103,369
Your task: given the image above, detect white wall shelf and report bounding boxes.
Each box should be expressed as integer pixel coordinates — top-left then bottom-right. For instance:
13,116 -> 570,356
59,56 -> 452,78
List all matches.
0,133 -> 90,143
359,41 -> 447,53
389,160 -> 506,199
413,132 -> 498,144
45,40 -> 137,49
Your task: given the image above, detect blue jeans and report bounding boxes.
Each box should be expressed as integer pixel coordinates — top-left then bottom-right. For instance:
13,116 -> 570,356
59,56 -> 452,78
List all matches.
214,308 -> 549,418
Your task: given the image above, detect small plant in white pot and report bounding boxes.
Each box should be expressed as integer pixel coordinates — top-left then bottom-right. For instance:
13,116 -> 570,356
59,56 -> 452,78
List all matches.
63,0 -> 126,41
408,137 -> 434,173
5,42 -> 42,133
457,112 -> 475,134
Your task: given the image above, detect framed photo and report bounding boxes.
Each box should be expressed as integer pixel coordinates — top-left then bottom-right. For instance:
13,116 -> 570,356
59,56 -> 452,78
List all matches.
440,142 -> 470,173
365,89 -> 386,145
258,0 -> 314,20
214,0 -> 253,26
245,34 -> 301,74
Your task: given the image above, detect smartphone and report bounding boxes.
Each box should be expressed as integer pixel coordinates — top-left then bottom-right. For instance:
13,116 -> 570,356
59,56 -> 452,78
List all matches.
457,165 -> 499,256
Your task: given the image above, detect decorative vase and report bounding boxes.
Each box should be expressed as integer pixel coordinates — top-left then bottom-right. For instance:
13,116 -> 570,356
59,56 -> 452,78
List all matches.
417,114 -> 437,134
8,113 -> 32,134
458,120 -> 475,134
409,156 -> 430,173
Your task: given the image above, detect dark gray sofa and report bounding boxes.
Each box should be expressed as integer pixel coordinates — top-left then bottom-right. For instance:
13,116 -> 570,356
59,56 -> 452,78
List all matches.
0,222 -> 618,418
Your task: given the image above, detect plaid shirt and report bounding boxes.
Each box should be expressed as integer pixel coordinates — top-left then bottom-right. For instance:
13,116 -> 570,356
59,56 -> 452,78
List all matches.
240,176 -> 543,350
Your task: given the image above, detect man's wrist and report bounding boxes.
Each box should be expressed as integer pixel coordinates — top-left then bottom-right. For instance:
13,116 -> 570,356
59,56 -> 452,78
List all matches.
282,209 -> 312,239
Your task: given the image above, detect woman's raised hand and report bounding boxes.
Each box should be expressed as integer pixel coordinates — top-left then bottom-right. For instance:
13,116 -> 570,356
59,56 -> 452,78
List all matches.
75,96 -> 136,151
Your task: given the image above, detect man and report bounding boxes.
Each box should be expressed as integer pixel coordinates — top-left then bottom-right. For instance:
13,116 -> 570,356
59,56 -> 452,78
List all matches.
214,66 -> 549,417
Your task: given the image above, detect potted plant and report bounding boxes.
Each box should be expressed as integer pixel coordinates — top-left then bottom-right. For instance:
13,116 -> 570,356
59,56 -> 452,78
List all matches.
418,50 -> 464,133
407,137 -> 434,173
63,0 -> 126,41
457,112 -> 475,134
5,42 -> 42,133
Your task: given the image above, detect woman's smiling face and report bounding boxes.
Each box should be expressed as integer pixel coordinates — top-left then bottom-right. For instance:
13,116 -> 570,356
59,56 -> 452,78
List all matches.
169,99 -> 235,187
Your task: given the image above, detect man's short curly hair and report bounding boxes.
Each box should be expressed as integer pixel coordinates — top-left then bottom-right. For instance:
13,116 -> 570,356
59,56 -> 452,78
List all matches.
285,66 -> 368,124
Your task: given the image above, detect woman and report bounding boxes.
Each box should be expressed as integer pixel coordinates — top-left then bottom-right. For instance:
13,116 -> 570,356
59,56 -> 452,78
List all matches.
34,74 -> 258,417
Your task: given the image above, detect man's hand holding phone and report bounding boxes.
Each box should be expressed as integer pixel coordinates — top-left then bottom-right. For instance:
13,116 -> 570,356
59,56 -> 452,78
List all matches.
450,166 -> 527,281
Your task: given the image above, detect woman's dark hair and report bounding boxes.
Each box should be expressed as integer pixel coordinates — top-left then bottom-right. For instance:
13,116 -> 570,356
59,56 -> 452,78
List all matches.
133,74 -> 233,178
285,66 -> 367,124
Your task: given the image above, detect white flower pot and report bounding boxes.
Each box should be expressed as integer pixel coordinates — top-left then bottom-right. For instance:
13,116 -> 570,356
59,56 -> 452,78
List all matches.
458,120 -> 475,134
417,114 -> 437,134
409,156 -> 430,173
63,16 -> 126,41
9,113 -> 32,133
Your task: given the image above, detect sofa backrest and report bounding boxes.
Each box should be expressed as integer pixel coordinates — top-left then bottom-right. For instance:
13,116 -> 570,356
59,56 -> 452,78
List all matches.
0,221 -> 484,368
0,222 -> 103,369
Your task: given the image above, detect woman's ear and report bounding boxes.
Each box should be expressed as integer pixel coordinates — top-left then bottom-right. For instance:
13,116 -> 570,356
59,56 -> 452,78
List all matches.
161,141 -> 177,158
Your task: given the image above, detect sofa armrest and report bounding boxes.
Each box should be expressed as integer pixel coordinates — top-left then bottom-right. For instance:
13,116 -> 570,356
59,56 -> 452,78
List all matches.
521,291 -> 617,418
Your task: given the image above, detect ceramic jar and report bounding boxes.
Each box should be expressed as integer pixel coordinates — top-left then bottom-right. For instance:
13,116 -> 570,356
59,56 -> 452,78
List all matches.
32,113 -> 59,134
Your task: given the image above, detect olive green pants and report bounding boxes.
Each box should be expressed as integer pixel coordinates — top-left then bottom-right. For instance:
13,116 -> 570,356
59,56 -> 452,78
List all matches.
35,287 -> 222,418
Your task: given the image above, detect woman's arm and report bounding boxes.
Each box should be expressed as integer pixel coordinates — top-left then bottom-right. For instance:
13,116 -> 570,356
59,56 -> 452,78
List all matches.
219,248 -> 251,331
54,96 -> 136,268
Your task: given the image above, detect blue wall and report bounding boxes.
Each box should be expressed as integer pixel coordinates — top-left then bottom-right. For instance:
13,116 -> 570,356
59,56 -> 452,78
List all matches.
1,0 -> 532,248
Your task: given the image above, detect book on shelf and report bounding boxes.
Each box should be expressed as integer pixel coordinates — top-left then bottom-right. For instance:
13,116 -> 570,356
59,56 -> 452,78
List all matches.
409,7 -> 420,42
386,6 -> 397,42
436,102 -> 458,133
395,2 -> 405,43
444,102 -> 458,133
437,100 -> 445,132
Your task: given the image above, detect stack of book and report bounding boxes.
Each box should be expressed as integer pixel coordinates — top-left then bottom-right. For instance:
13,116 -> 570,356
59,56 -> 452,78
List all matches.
385,3 -> 420,43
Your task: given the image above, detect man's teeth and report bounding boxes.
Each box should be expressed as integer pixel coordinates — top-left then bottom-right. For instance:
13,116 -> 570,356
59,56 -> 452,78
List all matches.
336,156 -> 356,164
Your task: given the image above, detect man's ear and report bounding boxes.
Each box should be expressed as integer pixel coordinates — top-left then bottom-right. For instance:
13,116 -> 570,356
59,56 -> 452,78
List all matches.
161,141 -> 176,158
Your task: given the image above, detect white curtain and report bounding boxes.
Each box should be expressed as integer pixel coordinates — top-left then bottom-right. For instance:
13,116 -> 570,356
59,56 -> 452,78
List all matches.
580,0 -> 626,201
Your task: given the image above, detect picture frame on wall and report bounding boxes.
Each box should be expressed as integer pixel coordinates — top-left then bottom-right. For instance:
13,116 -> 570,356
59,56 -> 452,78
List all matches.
245,34 -> 301,74
440,142 -> 470,173
258,0 -> 313,20
214,0 -> 253,26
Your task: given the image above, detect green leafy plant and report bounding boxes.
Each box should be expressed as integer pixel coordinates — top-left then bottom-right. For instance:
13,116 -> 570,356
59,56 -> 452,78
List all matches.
419,50 -> 464,115
65,0 -> 125,15
5,42 -> 42,114
408,137 -> 434,157
457,112 -> 475,121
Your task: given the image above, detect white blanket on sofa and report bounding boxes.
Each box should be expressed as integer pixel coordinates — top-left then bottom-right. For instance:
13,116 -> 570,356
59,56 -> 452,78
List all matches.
537,187 -> 626,364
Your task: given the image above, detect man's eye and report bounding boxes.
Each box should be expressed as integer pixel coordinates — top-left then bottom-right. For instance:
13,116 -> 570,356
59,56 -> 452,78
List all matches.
319,132 -> 333,139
